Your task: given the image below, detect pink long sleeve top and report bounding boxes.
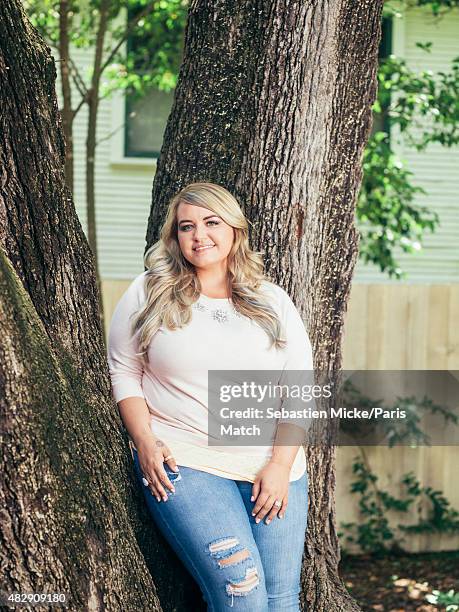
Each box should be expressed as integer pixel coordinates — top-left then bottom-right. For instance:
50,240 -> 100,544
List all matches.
107,271 -> 313,482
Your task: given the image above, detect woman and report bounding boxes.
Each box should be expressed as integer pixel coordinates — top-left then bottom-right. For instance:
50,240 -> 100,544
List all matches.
107,182 -> 313,611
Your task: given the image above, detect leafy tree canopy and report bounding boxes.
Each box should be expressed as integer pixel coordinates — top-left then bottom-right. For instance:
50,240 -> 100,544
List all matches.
24,0 -> 459,279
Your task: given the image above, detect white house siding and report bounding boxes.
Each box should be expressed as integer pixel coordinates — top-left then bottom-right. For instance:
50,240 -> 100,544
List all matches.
55,47 -> 154,279
354,7 -> 459,282
59,9 -> 459,281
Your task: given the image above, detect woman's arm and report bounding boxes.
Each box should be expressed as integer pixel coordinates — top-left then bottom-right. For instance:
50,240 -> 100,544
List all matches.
107,275 -> 178,501
117,396 -> 157,447
267,288 -> 314,471
107,275 -> 159,445
251,286 -> 314,524
270,422 -> 305,468
107,275 -> 147,403
118,396 -> 178,502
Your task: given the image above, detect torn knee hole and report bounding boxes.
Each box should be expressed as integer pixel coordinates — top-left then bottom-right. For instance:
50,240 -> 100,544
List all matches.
208,536 -> 239,555
218,548 -> 250,568
226,566 -> 260,597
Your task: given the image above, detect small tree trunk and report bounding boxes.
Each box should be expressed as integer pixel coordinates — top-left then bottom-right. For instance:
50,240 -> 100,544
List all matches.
85,0 -> 110,340
58,0 -> 74,194
147,1 -> 383,610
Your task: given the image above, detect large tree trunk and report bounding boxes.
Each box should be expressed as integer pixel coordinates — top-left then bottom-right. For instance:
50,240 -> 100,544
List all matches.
147,1 -> 384,610
0,2 -> 200,610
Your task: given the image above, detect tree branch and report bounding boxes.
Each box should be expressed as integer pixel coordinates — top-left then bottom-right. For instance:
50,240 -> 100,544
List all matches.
99,2 -> 158,75
95,121 -> 125,148
71,93 -> 89,120
67,56 -> 88,98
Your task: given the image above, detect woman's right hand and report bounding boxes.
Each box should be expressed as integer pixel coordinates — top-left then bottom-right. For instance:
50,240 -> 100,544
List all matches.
136,435 -> 179,502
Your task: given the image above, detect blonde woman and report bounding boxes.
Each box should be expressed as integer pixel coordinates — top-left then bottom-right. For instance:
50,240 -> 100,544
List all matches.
108,183 -> 313,611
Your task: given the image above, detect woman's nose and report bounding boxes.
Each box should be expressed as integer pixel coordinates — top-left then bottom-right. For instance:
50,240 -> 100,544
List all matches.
193,224 -> 207,240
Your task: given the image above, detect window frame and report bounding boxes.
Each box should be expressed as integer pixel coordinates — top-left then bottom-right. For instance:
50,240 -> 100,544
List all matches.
109,9 -> 405,168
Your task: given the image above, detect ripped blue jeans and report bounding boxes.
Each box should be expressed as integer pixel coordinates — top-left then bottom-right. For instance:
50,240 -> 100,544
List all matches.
131,445 -> 308,611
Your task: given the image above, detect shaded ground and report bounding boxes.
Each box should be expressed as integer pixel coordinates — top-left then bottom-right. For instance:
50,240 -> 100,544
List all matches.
339,551 -> 459,611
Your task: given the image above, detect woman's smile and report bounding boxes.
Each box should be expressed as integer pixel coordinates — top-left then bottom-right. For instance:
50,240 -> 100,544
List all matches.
193,244 -> 215,253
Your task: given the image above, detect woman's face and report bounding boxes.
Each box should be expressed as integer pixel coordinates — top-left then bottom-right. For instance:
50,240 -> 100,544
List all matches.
176,202 -> 235,270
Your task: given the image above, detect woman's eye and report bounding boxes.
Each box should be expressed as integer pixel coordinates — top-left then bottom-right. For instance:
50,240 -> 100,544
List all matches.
179,220 -> 220,231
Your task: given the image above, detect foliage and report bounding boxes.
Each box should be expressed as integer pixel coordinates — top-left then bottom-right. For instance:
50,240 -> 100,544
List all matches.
384,0 -> 459,17
358,47 -> 459,278
338,381 -> 459,554
23,0 -> 188,285
25,0 -> 459,279
339,458 -> 459,554
105,0 -> 187,98
24,0 -> 188,98
358,134 -> 437,278
384,1 -> 459,17
412,0 -> 459,15
426,588 -> 459,611
340,380 -> 458,447
378,53 -> 459,150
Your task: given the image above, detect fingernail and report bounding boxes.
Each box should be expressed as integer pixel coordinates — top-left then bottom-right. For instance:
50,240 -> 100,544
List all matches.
255,518 -> 260,524
266,519 -> 271,525
251,512 -> 255,516
279,514 -> 283,519
156,497 -> 160,502
250,495 -> 254,501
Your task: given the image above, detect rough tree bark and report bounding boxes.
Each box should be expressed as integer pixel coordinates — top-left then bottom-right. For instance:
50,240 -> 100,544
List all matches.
146,1 -> 384,610
0,2 -> 201,610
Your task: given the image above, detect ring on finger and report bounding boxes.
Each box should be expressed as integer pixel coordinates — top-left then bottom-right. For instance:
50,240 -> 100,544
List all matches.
273,499 -> 282,508
142,477 -> 150,487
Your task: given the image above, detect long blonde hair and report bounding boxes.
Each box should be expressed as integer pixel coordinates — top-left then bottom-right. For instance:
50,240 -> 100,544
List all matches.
132,182 -> 286,361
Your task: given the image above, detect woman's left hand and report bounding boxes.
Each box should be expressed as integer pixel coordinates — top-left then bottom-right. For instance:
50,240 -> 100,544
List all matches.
251,460 -> 290,525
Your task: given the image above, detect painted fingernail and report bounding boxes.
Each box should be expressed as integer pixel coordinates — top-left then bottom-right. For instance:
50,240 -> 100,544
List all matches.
250,496 -> 254,501
279,514 -> 284,519
156,497 -> 161,502
255,518 -> 260,524
266,519 -> 271,525
251,512 -> 256,516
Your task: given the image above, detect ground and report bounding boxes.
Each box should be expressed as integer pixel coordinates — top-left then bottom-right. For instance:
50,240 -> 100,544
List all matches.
339,551 -> 459,611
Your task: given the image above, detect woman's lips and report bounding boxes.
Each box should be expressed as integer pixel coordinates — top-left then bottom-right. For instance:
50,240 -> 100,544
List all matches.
193,244 -> 215,253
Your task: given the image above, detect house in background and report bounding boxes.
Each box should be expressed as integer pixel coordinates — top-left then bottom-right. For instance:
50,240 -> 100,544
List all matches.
60,5 -> 459,553
65,6 -> 459,283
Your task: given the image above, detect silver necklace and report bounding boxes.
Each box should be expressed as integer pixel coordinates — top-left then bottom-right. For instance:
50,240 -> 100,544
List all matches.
192,299 -> 244,323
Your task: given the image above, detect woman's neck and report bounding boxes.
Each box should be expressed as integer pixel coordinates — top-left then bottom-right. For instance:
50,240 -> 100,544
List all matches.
196,267 -> 231,299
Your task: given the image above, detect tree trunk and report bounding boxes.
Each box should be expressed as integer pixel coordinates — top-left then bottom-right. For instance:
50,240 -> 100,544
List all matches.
0,2 -> 201,610
85,0 -> 110,342
146,1 -> 384,610
58,0 -> 74,194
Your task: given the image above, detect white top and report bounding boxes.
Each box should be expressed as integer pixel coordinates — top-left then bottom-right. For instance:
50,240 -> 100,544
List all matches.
107,271 -> 313,482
